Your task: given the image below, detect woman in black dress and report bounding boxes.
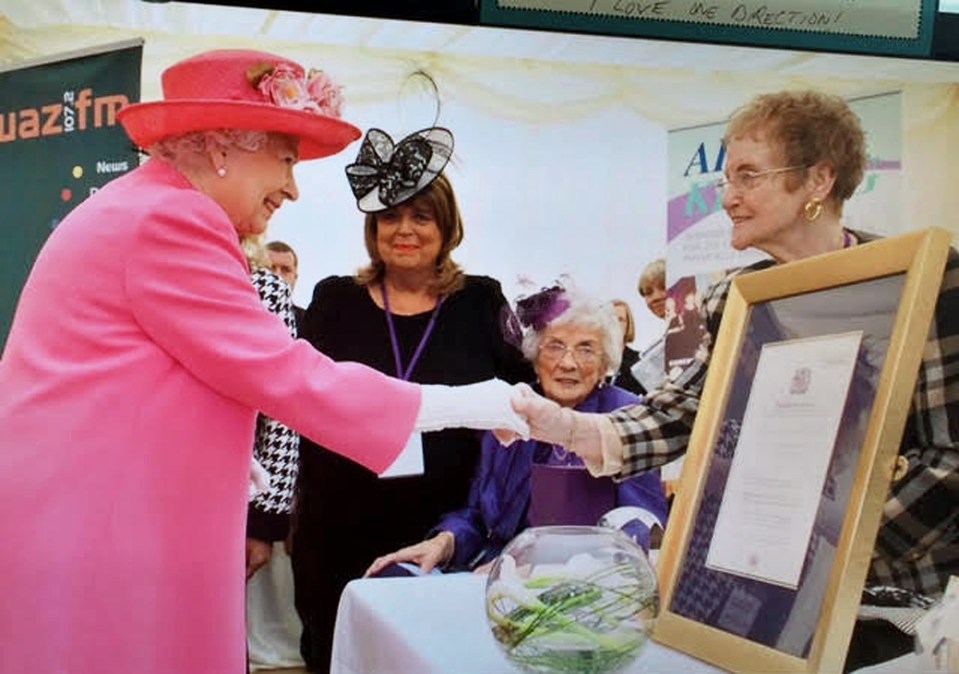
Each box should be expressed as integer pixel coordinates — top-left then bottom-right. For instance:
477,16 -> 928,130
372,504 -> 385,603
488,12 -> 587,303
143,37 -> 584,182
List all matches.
609,299 -> 645,395
291,127 -> 533,671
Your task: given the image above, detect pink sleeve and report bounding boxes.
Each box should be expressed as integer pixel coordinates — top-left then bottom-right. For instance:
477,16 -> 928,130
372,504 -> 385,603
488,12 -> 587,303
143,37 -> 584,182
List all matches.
124,196 -> 419,474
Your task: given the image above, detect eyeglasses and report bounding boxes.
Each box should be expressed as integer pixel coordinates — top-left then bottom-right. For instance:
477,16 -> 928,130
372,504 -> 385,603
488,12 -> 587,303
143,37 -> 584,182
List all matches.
539,341 -> 600,366
714,165 -> 808,193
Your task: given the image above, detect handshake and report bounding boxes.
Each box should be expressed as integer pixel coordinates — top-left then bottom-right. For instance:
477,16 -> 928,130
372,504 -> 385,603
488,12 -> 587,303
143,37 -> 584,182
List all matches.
249,379 -> 545,498
415,379 -> 576,448
414,379 -> 613,476
250,379 -> 614,499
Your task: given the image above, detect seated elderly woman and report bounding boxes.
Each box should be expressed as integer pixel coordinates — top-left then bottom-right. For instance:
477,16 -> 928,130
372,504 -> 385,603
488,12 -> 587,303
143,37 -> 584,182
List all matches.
366,287 -> 668,576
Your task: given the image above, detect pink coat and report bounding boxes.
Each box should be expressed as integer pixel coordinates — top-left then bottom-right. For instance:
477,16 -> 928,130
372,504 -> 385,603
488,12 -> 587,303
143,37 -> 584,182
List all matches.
0,159 -> 420,673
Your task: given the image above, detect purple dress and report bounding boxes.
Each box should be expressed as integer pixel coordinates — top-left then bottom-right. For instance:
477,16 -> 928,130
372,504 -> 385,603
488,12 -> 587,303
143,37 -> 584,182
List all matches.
435,385 -> 668,569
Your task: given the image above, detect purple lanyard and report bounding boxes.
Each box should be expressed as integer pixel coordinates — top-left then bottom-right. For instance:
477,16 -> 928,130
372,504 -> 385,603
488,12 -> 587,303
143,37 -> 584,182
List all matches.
382,284 -> 445,381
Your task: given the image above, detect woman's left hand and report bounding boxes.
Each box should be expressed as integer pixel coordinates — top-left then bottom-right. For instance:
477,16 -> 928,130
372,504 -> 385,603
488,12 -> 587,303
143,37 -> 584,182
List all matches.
246,537 -> 272,580
364,532 -> 454,577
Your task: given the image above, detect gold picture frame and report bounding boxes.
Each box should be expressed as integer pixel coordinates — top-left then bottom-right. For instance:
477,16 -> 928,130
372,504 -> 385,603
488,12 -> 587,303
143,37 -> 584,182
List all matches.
652,227 -> 953,674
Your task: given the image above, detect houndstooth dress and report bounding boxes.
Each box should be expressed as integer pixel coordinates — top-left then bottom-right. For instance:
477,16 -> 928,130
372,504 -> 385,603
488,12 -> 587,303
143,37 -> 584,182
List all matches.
248,267 -> 300,541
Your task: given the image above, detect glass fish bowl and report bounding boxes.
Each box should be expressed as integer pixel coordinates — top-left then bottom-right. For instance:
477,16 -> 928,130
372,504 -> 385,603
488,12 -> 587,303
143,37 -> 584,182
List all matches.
485,525 -> 658,674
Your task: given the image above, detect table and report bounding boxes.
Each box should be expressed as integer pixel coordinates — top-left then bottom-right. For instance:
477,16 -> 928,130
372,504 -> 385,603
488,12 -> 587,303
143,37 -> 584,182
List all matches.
330,572 -> 727,674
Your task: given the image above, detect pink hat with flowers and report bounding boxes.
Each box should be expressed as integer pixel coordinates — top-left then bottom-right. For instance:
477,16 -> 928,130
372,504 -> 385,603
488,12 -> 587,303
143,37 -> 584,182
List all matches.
118,49 -> 361,160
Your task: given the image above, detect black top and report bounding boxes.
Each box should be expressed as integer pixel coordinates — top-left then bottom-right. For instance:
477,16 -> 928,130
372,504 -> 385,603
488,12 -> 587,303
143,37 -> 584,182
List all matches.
295,273 -> 534,552
609,346 -> 646,396
293,304 -> 306,331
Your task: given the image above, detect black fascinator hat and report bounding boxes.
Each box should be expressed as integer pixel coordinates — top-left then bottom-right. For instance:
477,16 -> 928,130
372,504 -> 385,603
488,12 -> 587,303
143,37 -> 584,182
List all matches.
345,127 -> 454,213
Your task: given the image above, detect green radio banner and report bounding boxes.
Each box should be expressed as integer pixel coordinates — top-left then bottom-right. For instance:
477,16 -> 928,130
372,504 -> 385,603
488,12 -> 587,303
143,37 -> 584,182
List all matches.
0,41 -> 142,351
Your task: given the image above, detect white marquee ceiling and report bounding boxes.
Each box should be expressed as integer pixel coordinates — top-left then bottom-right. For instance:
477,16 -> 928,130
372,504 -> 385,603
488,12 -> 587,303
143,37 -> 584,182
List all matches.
4,0 -> 959,82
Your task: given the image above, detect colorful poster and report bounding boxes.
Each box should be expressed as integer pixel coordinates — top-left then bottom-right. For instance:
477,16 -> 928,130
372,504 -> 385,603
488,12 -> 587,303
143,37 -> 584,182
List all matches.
0,41 -> 142,350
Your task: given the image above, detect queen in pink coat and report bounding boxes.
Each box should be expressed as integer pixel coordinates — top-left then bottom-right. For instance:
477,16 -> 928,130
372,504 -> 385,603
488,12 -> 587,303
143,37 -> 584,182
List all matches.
0,49 -> 525,674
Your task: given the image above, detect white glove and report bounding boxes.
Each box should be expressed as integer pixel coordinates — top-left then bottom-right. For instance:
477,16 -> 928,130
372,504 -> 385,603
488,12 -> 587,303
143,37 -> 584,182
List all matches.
415,378 -> 530,438
248,458 -> 271,500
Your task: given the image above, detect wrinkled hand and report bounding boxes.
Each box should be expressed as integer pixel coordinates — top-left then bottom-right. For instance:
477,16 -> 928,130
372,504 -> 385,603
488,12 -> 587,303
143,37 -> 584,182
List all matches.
246,537 -> 272,580
364,532 -> 455,577
493,383 -> 571,446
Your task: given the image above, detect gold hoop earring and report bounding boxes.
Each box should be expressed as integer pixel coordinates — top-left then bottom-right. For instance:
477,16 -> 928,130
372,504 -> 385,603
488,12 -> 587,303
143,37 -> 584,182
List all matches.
803,198 -> 823,222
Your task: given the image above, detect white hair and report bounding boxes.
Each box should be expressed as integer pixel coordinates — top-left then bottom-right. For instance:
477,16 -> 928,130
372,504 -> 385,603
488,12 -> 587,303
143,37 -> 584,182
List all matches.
148,129 -> 269,165
520,292 -> 624,377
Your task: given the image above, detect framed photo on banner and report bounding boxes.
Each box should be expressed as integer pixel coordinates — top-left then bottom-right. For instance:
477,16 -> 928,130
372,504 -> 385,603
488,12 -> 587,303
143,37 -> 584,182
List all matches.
652,227 -> 952,674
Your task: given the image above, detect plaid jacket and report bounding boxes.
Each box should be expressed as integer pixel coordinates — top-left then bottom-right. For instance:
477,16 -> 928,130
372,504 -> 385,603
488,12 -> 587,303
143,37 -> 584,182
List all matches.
609,230 -> 959,597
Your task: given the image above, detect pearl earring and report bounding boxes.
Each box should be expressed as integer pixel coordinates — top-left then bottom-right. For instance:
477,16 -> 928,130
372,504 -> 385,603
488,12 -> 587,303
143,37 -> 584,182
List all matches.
216,167 -> 227,178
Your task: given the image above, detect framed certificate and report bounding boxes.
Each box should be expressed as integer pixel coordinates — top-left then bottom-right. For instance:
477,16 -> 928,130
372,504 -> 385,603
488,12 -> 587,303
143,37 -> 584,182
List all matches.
652,228 -> 953,673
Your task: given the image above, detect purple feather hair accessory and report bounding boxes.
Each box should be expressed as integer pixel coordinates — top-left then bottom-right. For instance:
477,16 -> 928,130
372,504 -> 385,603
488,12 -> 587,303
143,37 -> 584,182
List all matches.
515,285 -> 570,332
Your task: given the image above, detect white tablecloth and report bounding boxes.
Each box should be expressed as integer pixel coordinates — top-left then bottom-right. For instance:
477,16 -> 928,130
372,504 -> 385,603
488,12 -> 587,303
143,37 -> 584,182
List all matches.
330,572 -> 727,674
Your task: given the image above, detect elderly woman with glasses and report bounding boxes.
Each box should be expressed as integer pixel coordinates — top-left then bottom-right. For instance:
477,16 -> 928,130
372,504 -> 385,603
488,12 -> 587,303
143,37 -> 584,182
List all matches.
511,89 -> 959,670
365,287 -> 667,577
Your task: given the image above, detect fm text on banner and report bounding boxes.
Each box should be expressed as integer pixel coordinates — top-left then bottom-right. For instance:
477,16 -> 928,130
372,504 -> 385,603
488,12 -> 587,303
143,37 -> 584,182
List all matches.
0,41 -> 143,351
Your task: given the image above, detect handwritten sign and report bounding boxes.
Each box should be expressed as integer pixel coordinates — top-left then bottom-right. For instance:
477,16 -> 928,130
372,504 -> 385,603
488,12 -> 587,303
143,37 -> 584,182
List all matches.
481,0 -> 936,57
497,0 -> 920,38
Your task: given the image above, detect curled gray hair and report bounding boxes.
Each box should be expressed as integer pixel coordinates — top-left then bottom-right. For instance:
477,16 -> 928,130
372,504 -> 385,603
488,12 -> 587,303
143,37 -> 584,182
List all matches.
520,293 -> 624,377
149,129 -> 269,165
